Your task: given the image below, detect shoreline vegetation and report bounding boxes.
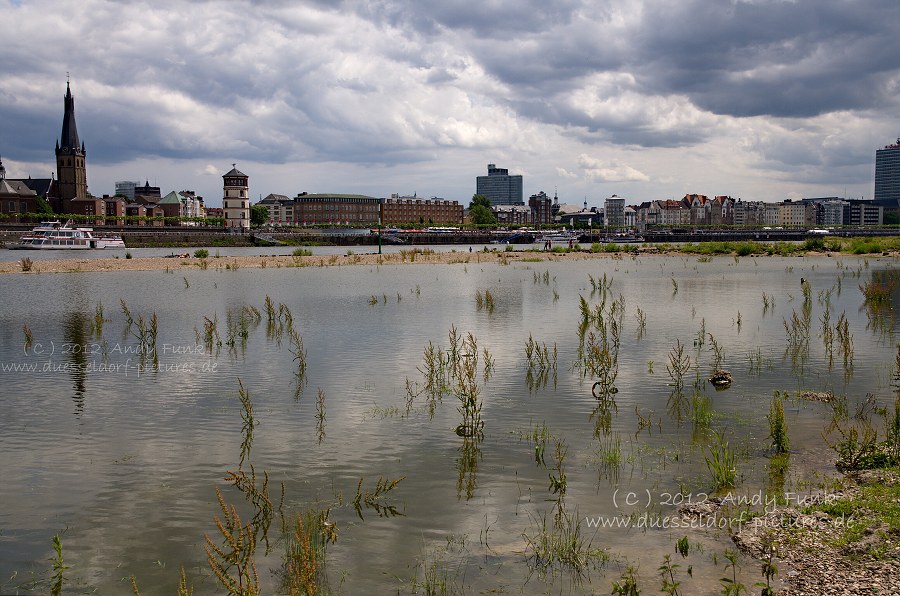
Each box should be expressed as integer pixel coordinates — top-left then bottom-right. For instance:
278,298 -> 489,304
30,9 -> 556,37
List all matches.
4,236 -> 900,274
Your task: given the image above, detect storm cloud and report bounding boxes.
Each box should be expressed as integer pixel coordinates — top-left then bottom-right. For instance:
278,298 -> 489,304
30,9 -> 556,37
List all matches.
1,0 -> 898,204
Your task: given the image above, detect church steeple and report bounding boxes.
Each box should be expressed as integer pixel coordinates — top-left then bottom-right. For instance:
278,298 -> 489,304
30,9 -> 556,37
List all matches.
59,81 -> 81,152
55,79 -> 88,203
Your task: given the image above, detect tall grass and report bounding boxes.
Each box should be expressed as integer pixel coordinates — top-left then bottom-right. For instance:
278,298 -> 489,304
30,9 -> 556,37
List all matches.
767,392 -> 790,454
705,430 -> 737,490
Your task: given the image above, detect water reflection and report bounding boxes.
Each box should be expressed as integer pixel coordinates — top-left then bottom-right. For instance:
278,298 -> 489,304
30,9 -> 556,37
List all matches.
62,310 -> 89,411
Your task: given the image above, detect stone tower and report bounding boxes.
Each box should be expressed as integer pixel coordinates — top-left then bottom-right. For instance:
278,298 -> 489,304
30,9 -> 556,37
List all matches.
55,81 -> 88,205
223,165 -> 249,230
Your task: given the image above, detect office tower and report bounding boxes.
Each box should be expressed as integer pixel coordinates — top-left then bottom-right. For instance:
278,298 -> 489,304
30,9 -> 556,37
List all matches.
476,163 -> 523,206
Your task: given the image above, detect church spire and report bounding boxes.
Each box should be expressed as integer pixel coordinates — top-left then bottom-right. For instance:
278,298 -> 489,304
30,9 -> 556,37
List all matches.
55,79 -> 88,202
59,81 -> 81,152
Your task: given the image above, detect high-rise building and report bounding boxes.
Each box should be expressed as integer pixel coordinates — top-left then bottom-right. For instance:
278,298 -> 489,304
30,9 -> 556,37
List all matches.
55,81 -> 88,206
223,165 -> 249,230
476,163 -> 523,206
875,138 -> 900,205
604,195 -> 626,227
115,181 -> 140,200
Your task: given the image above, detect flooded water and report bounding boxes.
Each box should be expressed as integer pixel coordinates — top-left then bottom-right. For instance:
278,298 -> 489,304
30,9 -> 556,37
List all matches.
0,253 -> 896,594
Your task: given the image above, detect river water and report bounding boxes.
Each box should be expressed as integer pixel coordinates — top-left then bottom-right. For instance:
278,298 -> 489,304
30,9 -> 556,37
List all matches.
0,253 -> 896,594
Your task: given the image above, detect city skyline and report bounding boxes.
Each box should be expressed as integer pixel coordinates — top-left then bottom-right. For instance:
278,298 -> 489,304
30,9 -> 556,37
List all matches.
2,0 -> 900,208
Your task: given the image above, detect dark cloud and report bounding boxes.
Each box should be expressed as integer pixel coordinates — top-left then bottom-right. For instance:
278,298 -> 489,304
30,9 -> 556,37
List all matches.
630,0 -> 900,117
0,0 -> 896,202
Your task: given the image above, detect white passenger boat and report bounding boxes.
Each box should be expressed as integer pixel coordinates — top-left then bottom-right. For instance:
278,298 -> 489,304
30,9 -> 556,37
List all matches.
9,220 -> 126,250
535,229 -> 580,245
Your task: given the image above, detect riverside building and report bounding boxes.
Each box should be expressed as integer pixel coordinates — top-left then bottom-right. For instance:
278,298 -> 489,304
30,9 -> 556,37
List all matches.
476,163 -> 523,206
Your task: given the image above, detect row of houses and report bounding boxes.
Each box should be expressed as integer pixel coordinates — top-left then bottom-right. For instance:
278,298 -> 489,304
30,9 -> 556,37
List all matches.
1,158 -> 211,225
556,194 -> 886,229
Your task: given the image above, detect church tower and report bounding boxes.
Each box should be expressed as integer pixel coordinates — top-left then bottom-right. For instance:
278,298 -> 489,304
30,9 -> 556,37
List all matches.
223,165 -> 249,230
55,80 -> 88,205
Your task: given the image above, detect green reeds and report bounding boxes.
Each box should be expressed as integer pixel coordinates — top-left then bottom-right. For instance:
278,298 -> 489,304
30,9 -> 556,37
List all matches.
666,340 -> 692,391
203,314 -> 221,351
767,392 -> 790,454
238,379 -> 255,466
525,334 -> 557,391
92,301 -> 105,336
586,339 -> 618,399
454,333 -> 484,438
475,289 -> 495,312
548,439 -> 568,498
50,534 -> 69,596
707,333 -> 725,370
635,306 -> 647,337
522,507 -> 608,579
315,387 -> 326,444
705,430 -> 737,490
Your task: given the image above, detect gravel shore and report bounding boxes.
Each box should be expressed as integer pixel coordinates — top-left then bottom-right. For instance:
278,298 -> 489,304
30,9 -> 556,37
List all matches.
0,248 -> 640,274
681,471 -> 900,595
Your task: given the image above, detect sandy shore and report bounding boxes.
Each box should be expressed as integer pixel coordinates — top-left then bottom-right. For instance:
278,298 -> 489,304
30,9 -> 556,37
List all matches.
0,248 -> 661,274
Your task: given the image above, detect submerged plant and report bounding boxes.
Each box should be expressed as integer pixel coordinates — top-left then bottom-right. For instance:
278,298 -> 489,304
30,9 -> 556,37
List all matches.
282,508 -> 336,595
352,476 -> 405,519
522,506 -> 608,580
205,487 -> 260,595
666,340 -> 692,391
767,392 -> 790,454
50,533 -> 70,596
705,430 -> 737,491
238,379 -> 255,466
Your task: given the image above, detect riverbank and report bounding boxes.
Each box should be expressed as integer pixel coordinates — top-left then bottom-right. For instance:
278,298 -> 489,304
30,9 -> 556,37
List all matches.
4,244 -> 900,274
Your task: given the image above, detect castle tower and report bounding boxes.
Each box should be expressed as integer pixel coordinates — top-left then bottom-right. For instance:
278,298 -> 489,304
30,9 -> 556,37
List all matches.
55,81 -> 88,205
223,165 -> 249,230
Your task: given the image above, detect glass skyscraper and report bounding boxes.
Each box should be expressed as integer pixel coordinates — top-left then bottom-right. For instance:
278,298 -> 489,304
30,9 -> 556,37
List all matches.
875,138 -> 900,204
476,163 -> 523,206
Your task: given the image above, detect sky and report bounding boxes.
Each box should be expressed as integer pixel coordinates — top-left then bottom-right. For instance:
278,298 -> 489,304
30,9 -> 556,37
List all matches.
2,0 -> 899,209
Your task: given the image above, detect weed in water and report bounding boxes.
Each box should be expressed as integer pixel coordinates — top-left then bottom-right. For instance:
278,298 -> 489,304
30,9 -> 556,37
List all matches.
49,533 -> 70,596
754,533 -> 778,596
767,392 -> 789,454
667,340 -> 692,391
705,430 -> 737,491
237,379 -> 255,467
658,554 -> 683,595
719,549 -> 747,595
611,564 -> 641,595
205,487 -> 260,595
352,476 -> 405,520
224,464 -> 284,555
315,387 -> 326,444
522,506 -> 608,580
